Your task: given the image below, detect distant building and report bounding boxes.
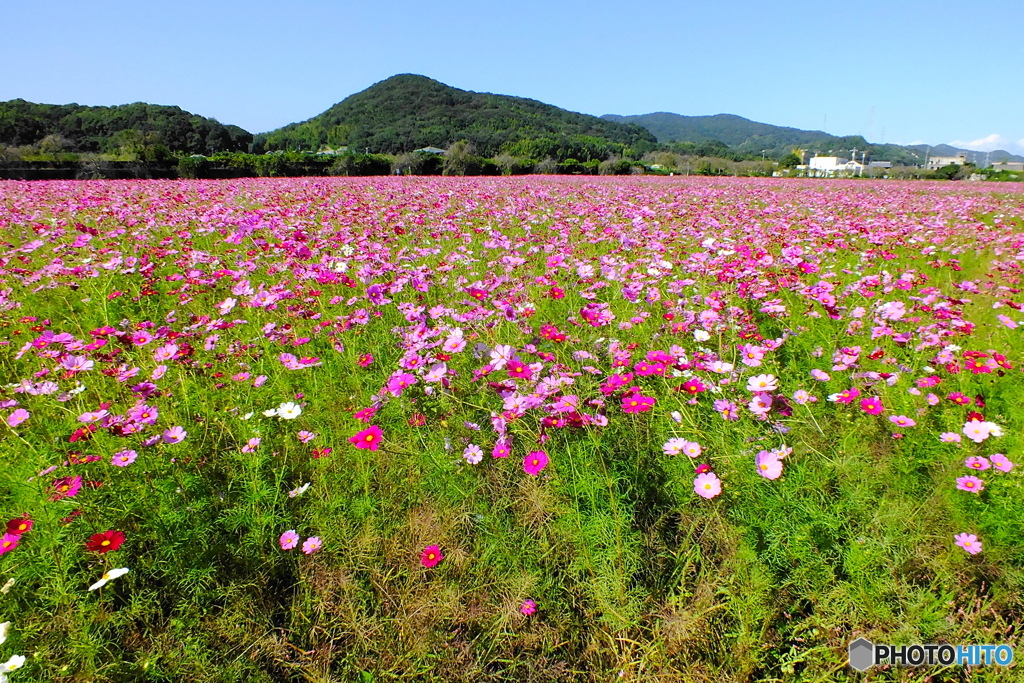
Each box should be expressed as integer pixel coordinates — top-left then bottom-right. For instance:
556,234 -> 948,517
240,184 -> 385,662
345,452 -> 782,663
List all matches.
868,161 -> 892,169
925,153 -> 967,170
809,155 -> 865,177
992,161 -> 1024,172
415,147 -> 447,155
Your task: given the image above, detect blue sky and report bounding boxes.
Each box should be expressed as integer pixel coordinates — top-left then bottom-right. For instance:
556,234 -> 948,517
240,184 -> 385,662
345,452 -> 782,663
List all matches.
3,0 -> 1022,153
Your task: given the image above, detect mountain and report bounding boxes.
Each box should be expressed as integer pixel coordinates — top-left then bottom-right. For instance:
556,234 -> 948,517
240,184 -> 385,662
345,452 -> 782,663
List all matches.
0,100 -> 252,155
602,111 -> 925,164
906,144 -> 1024,164
256,74 -> 657,159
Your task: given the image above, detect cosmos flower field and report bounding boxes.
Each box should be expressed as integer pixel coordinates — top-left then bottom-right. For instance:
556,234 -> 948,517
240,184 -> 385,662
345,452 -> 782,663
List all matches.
1,176 -> 1023,681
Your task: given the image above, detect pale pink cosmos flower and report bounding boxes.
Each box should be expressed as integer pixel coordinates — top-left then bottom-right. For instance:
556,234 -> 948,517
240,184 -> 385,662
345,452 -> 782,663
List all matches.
297,431 -> 315,443
302,537 -> 322,554
746,374 -> 779,392
241,437 -> 261,453
162,426 -> 187,444
111,449 -> 138,467
694,472 -> 722,499
889,415 -> 916,428
463,444 -> 483,465
663,438 -> 687,456
962,420 -> 991,444
939,432 -> 962,444
755,451 -> 783,480
964,456 -> 990,471
682,441 -> 702,458
990,453 -> 1014,472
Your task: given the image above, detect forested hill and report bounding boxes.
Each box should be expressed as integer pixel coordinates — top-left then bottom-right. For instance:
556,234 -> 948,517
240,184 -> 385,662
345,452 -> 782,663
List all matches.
0,100 -> 252,155
255,74 -> 658,159
602,112 -> 924,165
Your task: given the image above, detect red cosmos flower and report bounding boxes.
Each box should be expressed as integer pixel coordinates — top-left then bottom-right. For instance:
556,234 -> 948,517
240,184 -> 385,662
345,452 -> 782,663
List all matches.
86,529 -> 125,553
6,518 -> 33,535
408,413 -> 426,427
349,425 -> 383,451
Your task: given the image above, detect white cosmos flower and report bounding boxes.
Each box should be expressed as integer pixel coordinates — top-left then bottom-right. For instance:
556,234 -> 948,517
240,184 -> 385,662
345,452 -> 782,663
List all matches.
88,567 -> 130,592
0,578 -> 13,594
277,402 -> 302,420
262,408 -> 279,417
693,330 -> 711,342
1,654 -> 25,672
288,482 -> 311,498
0,622 -> 9,645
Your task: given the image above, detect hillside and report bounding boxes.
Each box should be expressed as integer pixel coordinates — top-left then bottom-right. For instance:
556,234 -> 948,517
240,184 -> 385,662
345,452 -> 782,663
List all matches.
603,112 -> 927,165
256,75 -> 658,159
0,100 -> 252,155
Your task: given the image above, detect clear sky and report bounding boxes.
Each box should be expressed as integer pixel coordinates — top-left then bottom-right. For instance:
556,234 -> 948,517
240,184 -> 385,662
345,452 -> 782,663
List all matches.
3,0 -> 1022,153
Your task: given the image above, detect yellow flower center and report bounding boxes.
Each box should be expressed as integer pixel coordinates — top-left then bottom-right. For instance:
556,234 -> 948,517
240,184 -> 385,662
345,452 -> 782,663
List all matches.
101,540 -> 110,546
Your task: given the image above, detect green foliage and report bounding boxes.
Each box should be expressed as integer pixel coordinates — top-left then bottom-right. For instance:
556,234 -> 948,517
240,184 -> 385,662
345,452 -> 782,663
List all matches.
0,99 -> 252,154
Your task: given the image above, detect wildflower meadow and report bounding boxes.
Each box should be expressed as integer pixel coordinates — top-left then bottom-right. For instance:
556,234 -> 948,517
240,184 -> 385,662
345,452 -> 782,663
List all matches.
1,176 -> 1023,681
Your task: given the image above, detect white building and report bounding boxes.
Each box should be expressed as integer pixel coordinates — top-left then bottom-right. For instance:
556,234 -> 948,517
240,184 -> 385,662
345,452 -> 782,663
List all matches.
809,155 -> 865,177
925,153 -> 967,170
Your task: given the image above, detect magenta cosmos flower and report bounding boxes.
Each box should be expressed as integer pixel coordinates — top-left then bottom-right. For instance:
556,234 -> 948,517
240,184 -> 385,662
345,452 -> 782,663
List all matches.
621,394 -> 656,414
859,397 -> 884,415
279,530 -> 299,550
694,472 -> 722,499
349,425 -> 383,451
420,545 -> 443,568
954,533 -> 982,555
524,450 -> 549,476
520,599 -> 537,616
0,533 -> 20,555
955,476 -> 984,493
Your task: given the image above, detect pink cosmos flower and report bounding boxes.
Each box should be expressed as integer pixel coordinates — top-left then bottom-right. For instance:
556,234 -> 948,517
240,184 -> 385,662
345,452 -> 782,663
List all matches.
889,415 -> 915,428
279,530 -> 299,550
520,599 -> 537,616
834,388 -> 861,404
939,432 -> 962,444
860,397 -> 884,415
463,444 -> 483,465
954,533 -> 982,555
694,472 -> 722,499
955,476 -> 984,493
492,440 -> 511,458
6,409 -> 29,428
51,475 -> 83,500
386,372 -> 417,396
111,449 -> 138,467
241,437 -> 261,453
964,456 -> 990,471
524,450 -> 549,476
301,536 -> 322,554
349,425 -> 383,451
755,451 -> 783,480
421,545 -> 443,568
990,453 -> 1014,473
297,431 -> 316,443
162,426 -> 187,444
